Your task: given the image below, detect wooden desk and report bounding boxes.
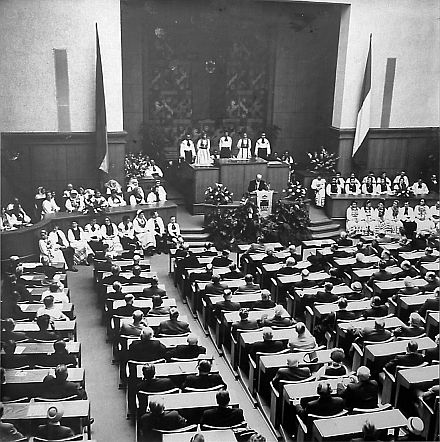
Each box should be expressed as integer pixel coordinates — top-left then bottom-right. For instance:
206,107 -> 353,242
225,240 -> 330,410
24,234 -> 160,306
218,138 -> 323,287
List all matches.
163,430 -> 235,442
237,242 -> 283,263
106,284 -> 166,295
312,299 -> 370,318
19,302 -> 74,320
125,336 -> 189,350
20,273 -> 68,287
119,315 -> 188,330
135,360 -> 218,379
352,266 -> 401,282
333,255 -> 380,268
5,367 -> 84,385
397,293 -> 435,317
364,336 -> 436,366
336,317 -> 404,346
420,261 -> 440,275
317,246 -> 356,258
400,250 -> 440,262
101,271 -> 156,280
426,312 -> 439,337
110,298 -> 176,311
302,239 -> 335,250
312,409 -> 407,441
14,320 -> 77,340
196,279 -> 245,293
22,262 -> 65,272
395,364 -> 439,407
28,287 -> 70,302
374,278 -> 427,295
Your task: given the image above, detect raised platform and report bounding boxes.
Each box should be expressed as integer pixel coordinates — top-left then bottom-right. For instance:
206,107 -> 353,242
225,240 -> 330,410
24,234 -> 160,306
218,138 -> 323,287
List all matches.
326,194 -> 439,219
0,201 -> 177,261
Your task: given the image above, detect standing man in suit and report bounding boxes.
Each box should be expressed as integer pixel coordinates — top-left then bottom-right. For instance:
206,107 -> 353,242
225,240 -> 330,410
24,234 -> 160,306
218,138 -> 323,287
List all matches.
200,390 -> 245,428
248,174 -> 268,193
254,132 -> 271,160
180,134 -> 195,163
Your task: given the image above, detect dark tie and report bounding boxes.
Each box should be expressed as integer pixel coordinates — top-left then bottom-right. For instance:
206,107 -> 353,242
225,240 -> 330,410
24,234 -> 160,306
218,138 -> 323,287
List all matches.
154,220 -> 160,233
405,208 -> 408,215
57,232 -> 63,246
155,190 -> 160,201
186,140 -> 190,146
125,224 -> 129,231
172,223 -> 176,231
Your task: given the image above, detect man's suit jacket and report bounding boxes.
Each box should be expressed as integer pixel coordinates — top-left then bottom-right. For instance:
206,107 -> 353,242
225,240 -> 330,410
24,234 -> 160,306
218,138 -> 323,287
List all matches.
120,322 -> 143,337
248,179 -> 268,192
398,287 -> 421,296
0,421 -> 24,441
140,286 -> 166,298
237,283 -> 261,293
215,300 -> 241,317
384,352 -> 425,375
190,271 -> 213,283
314,291 -> 339,303
277,267 -> 300,276
341,379 -> 378,409
393,325 -> 425,338
272,366 -> 311,389
337,238 -> 353,247
419,298 -> 439,317
128,339 -> 167,362
41,376 -> 86,399
252,299 -> 276,310
201,406 -> 245,427
396,268 -> 419,279
205,282 -> 228,296
358,327 -> 392,343
37,352 -> 77,368
129,276 -> 151,284
34,264 -> 59,280
211,256 -> 233,267
156,319 -> 190,336
368,270 -> 394,285
166,344 -> 206,361
261,255 -> 281,264
113,305 -> 137,317
232,319 -> 259,333
222,270 -> 245,280
136,377 -> 177,413
304,396 -> 345,417
182,373 -> 225,390
251,340 -> 285,359
362,305 -> 389,318
102,274 -> 129,285
36,424 -> 75,440
141,410 -> 187,432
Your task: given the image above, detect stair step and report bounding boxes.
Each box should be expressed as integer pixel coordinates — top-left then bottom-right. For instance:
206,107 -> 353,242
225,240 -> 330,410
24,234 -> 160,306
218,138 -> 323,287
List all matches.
181,227 -> 205,233
183,233 -> 211,241
310,218 -> 338,227
308,223 -> 341,233
310,230 -> 340,240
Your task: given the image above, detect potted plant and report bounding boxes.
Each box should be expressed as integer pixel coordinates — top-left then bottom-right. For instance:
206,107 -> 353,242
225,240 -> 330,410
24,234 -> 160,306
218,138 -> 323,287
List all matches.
124,152 -> 150,181
307,147 -> 339,175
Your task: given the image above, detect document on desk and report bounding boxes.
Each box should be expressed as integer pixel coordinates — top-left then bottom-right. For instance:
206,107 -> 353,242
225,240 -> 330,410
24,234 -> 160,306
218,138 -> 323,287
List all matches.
27,402 -> 51,417
15,346 -> 26,354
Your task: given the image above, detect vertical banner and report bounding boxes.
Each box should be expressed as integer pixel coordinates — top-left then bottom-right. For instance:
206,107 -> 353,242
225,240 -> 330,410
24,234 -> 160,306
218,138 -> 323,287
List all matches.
95,24 -> 109,174
256,190 -> 273,218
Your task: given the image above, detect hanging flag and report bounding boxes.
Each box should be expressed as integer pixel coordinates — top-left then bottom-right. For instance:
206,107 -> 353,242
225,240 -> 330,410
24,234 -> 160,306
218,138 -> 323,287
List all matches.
352,35 -> 372,157
95,24 -> 109,173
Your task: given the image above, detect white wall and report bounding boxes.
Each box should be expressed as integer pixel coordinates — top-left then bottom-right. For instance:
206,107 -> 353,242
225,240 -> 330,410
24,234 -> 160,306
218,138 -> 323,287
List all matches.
0,0 -> 123,133
333,0 -> 439,128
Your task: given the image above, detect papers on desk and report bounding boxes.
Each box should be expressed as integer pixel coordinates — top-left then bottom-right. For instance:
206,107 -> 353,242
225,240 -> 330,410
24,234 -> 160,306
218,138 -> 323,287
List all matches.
15,346 -> 26,354
27,402 -> 53,417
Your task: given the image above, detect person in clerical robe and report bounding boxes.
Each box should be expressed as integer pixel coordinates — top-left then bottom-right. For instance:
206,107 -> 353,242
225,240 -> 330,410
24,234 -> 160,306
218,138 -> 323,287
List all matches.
254,132 -> 271,160
236,133 -> 252,159
346,201 -> 366,236
326,177 -> 343,196
195,133 -> 211,166
218,130 -> 233,158
311,175 -> 326,207
179,134 -> 196,163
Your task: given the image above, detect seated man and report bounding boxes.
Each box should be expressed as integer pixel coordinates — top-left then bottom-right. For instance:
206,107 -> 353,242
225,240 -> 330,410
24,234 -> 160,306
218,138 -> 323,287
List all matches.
128,327 -> 167,362
296,382 -> 344,418
396,260 -> 419,279
231,308 -> 260,335
211,250 -> 233,268
313,282 -> 339,304
0,340 -> 30,369
137,363 -> 177,414
1,290 -> 29,320
355,318 -> 392,344
259,304 -> 294,327
182,359 -> 226,390
384,340 -> 425,375
393,312 -> 425,338
35,255 -> 59,280
292,269 -> 318,289
214,289 -> 241,318
141,277 -> 166,298
261,247 -> 280,264
120,310 -> 148,337
107,281 -> 125,301
33,314 -> 60,341
140,398 -> 187,434
113,294 -> 137,317
101,265 -> 129,285
328,244 -> 351,259
36,405 -> 75,440
156,308 -> 190,336
190,263 -> 214,283
338,366 -> 378,410
250,327 -> 285,359
417,246 -> 438,267
315,348 -> 347,379
277,257 -> 300,276
289,322 -> 316,351
420,272 -> 440,293
200,242 -> 217,257
251,289 -> 276,310
237,274 -> 261,293
222,263 -> 244,280
5,274 -> 32,303
205,275 -> 229,297
37,340 -> 77,368
327,268 -> 344,286
323,297 -> 360,331
41,364 -> 87,399
41,282 -> 69,304
36,295 -> 69,321
272,354 -> 311,390
1,318 -> 27,342
352,253 -> 372,270
362,296 -> 389,319
129,265 -> 151,284
418,286 -> 439,317
397,277 -> 422,296
346,281 -> 365,300
200,390 -> 245,428
367,261 -> 394,287
336,231 -> 353,247
0,401 -> 24,441
148,296 -> 170,316
165,333 -> 206,361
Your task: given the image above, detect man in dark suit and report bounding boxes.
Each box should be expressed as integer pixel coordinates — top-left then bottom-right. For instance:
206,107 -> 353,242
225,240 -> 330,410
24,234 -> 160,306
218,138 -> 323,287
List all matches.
35,405 -> 75,440
106,281 -> 126,301
37,340 -> 77,368
101,265 -> 129,285
4,274 -> 32,303
222,263 -> 244,280
336,231 -> 353,247
182,359 -> 226,390
140,398 -> 187,434
396,260 -> 419,279
384,340 -> 426,375
292,269 -> 318,289
128,327 -> 167,362
393,312 -> 425,338
397,277 -> 422,296
200,390 -> 245,428
277,257 -> 300,276
140,277 -> 166,298
33,314 -> 60,341
418,287 -> 439,317
367,261 -> 394,287
1,318 -> 28,342
338,366 -> 378,410
156,308 -> 190,336
200,242 -> 217,257
251,289 -> 276,310
420,272 -> 440,293
355,318 -> 392,343
205,275 -> 229,296
189,264 -> 213,283
313,282 -> 339,304
297,382 -> 345,418
120,310 -> 148,337
250,327 -> 285,360
0,340 -> 30,369
137,363 -> 177,414
272,354 -> 311,390
214,289 -> 241,318
34,255 -> 60,280
261,247 -> 281,265
113,294 -> 137,317
329,244 -> 351,259
231,308 -> 260,335
128,266 -> 151,284
417,247 -> 438,267
211,250 -> 233,268
40,364 -> 87,399
362,297 -> 389,319
165,334 -> 206,361
179,251 -> 203,271
0,401 -> 24,441
237,274 -> 261,293
148,296 -> 170,316
248,174 -> 268,193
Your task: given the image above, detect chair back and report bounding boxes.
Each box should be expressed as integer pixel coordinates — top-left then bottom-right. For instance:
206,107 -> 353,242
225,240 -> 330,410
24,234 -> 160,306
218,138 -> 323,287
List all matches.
34,395 -> 78,402
201,422 -> 247,431
396,333 -> 426,340
33,435 -> 84,442
152,424 -> 198,434
366,313 -> 393,320
308,409 -> 348,421
396,362 -> 428,372
279,375 -> 315,388
183,384 -> 224,392
2,397 -> 29,404
127,359 -> 166,379
157,332 -> 190,337
364,336 -> 394,346
352,403 -> 392,413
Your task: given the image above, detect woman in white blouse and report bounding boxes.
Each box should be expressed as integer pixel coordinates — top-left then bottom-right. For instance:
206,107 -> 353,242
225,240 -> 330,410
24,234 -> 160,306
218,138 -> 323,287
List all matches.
100,216 -> 122,254
132,210 -> 155,255
67,220 -> 93,264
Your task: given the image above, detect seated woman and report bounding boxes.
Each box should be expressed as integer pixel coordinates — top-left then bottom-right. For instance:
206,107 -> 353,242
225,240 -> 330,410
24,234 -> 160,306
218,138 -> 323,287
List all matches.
6,200 -> 32,226
414,199 -> 435,235
373,202 -> 388,234
345,176 -> 361,195
65,189 -> 85,212
315,348 -> 347,379
118,215 -> 138,251
385,200 -> 403,234
132,210 -> 155,255
100,217 -> 122,255
326,177 -> 343,196
146,181 -> 167,203
393,176 -> 411,196
84,189 -> 108,214
346,201 -> 366,236
361,200 -> 377,234
67,220 -> 94,265
375,176 -> 392,195
41,191 -> 60,216
107,189 -> 126,207
129,186 -> 146,206
361,176 -> 377,195
104,179 -> 123,196
39,229 -> 66,266
195,133 -> 211,166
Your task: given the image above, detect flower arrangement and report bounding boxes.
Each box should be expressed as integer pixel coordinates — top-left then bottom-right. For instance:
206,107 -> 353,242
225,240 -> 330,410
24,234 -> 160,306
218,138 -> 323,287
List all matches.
124,153 -> 150,180
204,183 -> 233,205
307,147 -> 339,174
283,180 -> 307,202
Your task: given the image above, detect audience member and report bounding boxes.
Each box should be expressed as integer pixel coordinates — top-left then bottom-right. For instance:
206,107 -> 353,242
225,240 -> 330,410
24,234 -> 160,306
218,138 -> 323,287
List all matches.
251,327 -> 285,359
141,277 -> 166,298
355,319 -> 392,343
1,318 -> 27,343
0,401 -> 24,441
205,275 -> 229,296
120,310 -> 148,337
384,341 -> 425,375
272,354 -> 312,390
156,308 -> 190,336
362,297 -> 389,319
149,296 -> 170,316
200,390 -> 245,427
165,333 -> 206,361
251,289 -> 276,310
338,366 -> 378,410
222,263 -> 244,280
315,349 -> 347,379
260,305 -> 294,327
288,322 -> 316,351
38,340 -> 77,367
214,289 -> 241,318
127,327 -> 167,362
41,364 -> 87,399
212,249 -> 233,267
36,405 -> 75,440
231,308 -> 260,335
140,397 -> 187,433
182,359 -> 226,390
237,274 -> 261,293
36,295 -> 69,321
297,382 -> 345,418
